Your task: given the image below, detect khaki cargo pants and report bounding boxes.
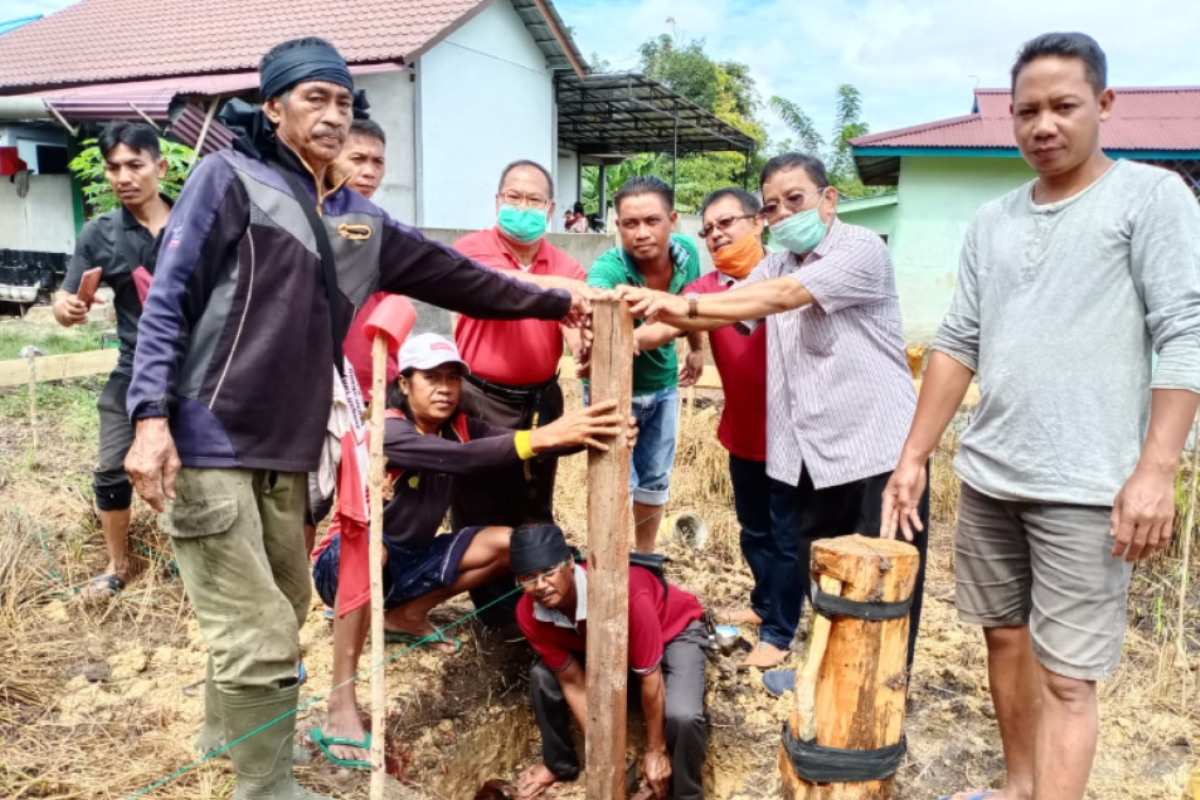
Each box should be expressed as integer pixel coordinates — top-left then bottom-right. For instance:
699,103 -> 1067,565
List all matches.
163,468 -> 311,690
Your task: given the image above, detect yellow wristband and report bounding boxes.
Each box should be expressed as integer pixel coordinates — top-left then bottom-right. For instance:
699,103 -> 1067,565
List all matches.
514,430 -> 535,460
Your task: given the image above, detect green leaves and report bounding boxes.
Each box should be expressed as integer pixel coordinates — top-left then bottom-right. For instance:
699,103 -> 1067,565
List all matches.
68,137 -> 195,218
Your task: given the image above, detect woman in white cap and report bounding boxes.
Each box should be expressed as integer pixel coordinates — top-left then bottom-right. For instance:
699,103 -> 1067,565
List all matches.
310,333 -> 634,769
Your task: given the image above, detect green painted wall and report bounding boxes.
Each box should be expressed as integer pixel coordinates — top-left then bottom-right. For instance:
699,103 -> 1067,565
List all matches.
851,156 -> 1035,341
837,202 -> 897,237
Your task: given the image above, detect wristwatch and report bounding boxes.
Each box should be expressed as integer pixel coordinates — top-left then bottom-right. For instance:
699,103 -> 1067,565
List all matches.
685,292 -> 700,319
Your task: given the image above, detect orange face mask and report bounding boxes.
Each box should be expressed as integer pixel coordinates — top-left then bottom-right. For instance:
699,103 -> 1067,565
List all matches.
711,231 -> 764,279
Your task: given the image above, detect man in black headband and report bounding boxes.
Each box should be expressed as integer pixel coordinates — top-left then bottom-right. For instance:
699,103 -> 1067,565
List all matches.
125,36 -> 593,800
511,525 -> 709,800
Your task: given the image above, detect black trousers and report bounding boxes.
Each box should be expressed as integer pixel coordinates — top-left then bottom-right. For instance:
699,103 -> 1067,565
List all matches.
453,375 -> 565,627
530,622 -> 708,800
773,464 -> 930,671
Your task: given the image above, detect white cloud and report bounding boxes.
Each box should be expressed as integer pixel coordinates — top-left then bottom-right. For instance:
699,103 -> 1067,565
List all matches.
557,0 -> 1200,146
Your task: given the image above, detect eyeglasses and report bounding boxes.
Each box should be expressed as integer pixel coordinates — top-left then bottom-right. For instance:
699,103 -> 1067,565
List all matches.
499,190 -> 551,210
699,214 -> 757,239
516,559 -> 572,587
760,186 -> 830,222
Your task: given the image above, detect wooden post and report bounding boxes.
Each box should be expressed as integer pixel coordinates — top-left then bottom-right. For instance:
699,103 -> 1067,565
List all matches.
368,335 -> 390,799
586,299 -> 634,800
780,534 -> 920,800
20,346 -> 41,452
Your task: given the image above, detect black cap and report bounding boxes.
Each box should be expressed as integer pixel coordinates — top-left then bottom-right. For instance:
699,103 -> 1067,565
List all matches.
510,524 -> 571,576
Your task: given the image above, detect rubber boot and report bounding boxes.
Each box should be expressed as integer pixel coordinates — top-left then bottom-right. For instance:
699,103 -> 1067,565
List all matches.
221,683 -> 329,800
195,656 -> 225,756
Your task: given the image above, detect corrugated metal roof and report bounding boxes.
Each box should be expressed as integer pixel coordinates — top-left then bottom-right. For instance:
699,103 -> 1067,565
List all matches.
0,0 -> 516,91
20,64 -> 403,155
852,87 -> 1200,151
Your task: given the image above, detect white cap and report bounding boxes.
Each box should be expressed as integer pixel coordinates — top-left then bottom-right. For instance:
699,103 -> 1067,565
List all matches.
398,332 -> 471,374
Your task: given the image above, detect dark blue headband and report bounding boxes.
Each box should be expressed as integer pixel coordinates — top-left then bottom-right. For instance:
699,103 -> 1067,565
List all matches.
260,43 -> 354,101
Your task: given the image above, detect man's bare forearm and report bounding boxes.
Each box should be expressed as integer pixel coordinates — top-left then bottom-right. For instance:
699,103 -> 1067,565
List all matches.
1137,388 -> 1200,475
898,351 -> 975,463
639,669 -> 667,753
557,660 -> 588,734
685,330 -> 704,353
635,323 -> 683,352
667,278 -> 812,329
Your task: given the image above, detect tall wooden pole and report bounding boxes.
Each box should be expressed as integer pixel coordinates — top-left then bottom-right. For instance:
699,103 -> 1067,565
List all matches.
586,299 -> 634,800
368,335 -> 389,799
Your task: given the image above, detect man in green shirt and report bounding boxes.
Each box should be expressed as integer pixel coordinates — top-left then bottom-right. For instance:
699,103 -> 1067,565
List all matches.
587,176 -> 704,552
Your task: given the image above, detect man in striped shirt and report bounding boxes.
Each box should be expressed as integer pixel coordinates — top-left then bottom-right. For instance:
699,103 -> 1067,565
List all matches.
622,152 -> 928,668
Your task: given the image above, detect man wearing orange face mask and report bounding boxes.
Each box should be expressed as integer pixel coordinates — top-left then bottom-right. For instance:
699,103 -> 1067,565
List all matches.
636,188 -> 791,669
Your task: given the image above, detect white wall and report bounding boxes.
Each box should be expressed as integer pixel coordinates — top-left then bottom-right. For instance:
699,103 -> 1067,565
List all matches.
415,0 -> 554,229
355,71 -> 417,223
555,149 -> 579,232
0,174 -> 76,253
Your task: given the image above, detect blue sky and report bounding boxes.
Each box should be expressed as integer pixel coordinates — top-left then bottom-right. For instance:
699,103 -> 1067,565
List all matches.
4,0 -> 1198,143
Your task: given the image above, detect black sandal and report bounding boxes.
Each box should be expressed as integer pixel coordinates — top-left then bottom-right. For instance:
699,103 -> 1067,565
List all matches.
83,573 -> 126,598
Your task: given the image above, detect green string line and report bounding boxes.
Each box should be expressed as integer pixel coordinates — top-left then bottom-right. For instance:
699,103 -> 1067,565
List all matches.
118,578 -> 531,800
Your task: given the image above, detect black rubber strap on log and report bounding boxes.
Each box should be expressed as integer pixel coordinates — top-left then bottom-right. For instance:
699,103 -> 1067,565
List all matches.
811,585 -> 913,621
782,722 -> 906,783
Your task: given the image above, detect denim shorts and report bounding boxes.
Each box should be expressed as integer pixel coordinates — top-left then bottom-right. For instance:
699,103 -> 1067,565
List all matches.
629,387 -> 679,506
584,384 -> 679,507
312,528 -> 481,610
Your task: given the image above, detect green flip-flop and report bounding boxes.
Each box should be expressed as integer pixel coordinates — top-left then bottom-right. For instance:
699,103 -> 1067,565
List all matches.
311,727 -> 371,770
384,629 -> 462,653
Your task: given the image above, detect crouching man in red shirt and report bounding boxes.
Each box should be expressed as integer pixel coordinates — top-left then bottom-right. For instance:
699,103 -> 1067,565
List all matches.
512,524 -> 708,799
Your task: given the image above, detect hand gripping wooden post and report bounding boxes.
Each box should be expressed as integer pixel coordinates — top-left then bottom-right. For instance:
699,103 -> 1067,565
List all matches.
780,534 -> 919,800
360,296 -> 417,800
585,298 -> 634,799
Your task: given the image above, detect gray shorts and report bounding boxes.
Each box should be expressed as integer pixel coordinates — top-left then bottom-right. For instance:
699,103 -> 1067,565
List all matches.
955,482 -> 1132,681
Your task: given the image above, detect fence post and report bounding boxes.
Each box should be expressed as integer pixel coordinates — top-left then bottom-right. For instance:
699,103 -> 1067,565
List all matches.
586,298 -> 634,799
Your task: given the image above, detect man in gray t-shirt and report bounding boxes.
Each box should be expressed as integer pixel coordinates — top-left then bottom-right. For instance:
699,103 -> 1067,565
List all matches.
883,33 -> 1200,800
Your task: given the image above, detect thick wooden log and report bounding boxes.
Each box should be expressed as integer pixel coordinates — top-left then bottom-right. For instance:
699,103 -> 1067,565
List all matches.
781,534 -> 920,800
585,299 -> 634,800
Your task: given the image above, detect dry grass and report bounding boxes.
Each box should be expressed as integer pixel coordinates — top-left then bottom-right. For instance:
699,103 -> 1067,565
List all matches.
0,376 -> 1197,799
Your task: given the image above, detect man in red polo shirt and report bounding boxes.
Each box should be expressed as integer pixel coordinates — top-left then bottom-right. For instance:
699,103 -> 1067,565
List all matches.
510,524 -> 707,800
636,188 -> 793,670
452,161 -> 595,626
451,160 -> 591,526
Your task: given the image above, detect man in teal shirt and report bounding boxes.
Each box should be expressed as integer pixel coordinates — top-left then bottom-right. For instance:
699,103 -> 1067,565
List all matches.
588,176 -> 704,552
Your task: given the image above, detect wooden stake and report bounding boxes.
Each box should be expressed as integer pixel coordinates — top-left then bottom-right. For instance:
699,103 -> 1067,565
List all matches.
23,348 -> 38,452
780,535 -> 919,800
586,299 -> 634,800
368,334 -> 388,799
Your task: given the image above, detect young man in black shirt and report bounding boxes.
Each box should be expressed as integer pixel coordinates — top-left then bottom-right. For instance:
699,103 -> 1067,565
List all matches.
53,121 -> 172,599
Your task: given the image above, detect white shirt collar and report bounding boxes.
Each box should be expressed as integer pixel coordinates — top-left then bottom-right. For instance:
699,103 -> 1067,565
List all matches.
532,563 -> 587,628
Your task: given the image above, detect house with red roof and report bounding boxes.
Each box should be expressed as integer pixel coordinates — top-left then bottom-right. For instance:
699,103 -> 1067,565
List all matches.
844,87 -> 1200,340
0,0 -> 751,294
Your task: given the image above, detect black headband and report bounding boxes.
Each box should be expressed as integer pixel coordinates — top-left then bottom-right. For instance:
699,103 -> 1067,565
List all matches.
510,524 -> 572,577
260,42 -> 354,101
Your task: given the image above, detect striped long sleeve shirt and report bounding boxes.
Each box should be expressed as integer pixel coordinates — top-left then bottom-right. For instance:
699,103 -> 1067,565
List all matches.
738,219 -> 915,489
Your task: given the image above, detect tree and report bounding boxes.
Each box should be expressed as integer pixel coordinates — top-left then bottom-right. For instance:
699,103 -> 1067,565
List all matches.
769,84 -> 885,198
580,35 -> 768,214
68,137 -> 195,218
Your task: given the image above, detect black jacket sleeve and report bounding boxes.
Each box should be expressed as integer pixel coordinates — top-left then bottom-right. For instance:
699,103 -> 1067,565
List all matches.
383,416 -> 523,476
376,215 -> 573,322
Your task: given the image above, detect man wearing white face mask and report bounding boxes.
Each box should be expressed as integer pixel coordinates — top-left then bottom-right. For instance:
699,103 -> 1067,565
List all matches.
620,152 -> 928,671
451,161 -> 597,623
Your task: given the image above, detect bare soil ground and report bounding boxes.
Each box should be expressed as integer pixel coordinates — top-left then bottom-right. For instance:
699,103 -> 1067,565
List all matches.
0,378 -> 1196,800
